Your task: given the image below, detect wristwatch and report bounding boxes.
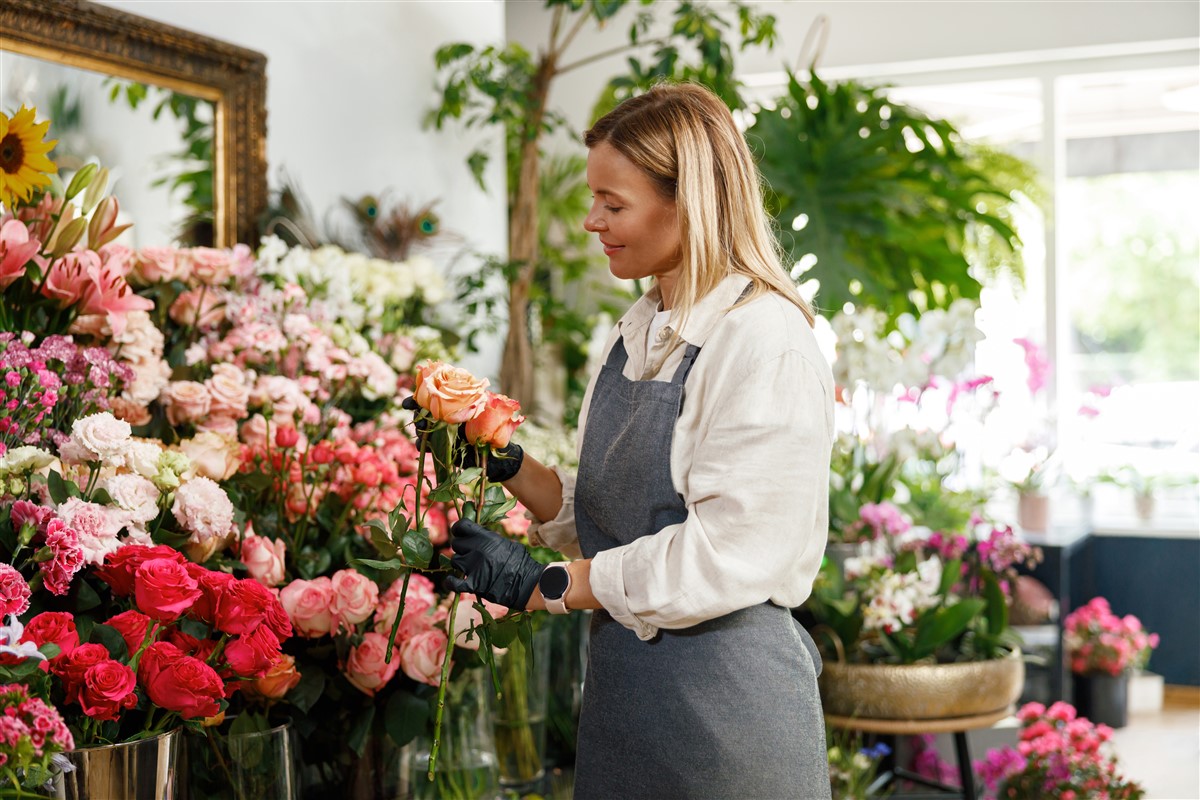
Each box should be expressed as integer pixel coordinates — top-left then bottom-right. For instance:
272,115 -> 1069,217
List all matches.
538,562 -> 572,614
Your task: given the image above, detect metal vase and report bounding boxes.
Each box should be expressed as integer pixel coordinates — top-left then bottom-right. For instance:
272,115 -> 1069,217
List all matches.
56,728 -> 180,800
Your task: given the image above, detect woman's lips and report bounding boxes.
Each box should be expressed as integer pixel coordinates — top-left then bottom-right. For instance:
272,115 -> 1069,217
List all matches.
601,242 -> 623,256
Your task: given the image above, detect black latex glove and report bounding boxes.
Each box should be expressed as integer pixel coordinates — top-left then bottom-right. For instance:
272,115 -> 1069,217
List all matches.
444,519 -> 543,610
401,396 -> 525,483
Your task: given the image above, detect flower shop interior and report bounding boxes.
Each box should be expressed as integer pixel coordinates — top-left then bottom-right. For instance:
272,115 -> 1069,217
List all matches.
0,0 -> 1197,799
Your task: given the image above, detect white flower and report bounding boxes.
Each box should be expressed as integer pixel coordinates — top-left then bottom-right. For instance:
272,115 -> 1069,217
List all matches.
67,412 -> 132,467
124,439 -> 165,479
0,446 -> 55,476
172,476 -> 235,543
102,473 -> 162,526
0,616 -> 45,662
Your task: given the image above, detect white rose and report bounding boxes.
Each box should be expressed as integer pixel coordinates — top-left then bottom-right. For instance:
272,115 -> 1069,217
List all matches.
68,412 -> 132,466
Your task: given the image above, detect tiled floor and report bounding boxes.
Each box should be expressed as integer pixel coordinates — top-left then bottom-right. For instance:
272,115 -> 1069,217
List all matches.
1110,705 -> 1200,800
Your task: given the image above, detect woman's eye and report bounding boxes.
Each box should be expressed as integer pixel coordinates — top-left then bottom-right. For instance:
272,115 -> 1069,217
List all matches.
605,205 -> 622,213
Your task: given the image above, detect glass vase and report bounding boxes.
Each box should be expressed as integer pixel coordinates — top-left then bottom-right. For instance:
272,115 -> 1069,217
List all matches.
491,624 -> 550,791
406,667 -> 501,800
180,716 -> 296,800
56,728 -> 180,800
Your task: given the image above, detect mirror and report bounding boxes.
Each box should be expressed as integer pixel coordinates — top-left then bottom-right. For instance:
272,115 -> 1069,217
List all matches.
0,0 -> 267,247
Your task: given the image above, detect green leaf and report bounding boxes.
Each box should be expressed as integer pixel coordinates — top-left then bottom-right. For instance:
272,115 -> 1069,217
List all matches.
347,705 -> 376,757
91,624 -> 130,660
467,150 -> 490,191
349,557 -> 406,571
913,599 -> 986,658
400,529 -> 434,570
47,470 -> 72,505
287,668 -> 326,714
384,690 -> 431,748
229,711 -> 268,736
982,570 -> 1008,636
73,579 -> 101,612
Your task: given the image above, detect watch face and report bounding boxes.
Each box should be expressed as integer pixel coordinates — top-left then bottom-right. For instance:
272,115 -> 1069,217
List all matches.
539,565 -> 570,599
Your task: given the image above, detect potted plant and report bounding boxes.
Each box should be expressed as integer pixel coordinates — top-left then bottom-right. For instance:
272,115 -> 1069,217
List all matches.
974,701 -> 1145,799
1063,597 -> 1159,729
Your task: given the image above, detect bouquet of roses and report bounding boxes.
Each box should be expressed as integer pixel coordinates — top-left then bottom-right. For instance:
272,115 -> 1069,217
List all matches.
975,701 -> 1144,799
1063,597 -> 1159,677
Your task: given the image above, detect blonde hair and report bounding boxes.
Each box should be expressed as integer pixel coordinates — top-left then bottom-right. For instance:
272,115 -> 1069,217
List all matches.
584,82 -> 815,328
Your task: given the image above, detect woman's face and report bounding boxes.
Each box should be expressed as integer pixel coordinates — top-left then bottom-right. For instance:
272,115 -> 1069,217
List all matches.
584,141 -> 682,305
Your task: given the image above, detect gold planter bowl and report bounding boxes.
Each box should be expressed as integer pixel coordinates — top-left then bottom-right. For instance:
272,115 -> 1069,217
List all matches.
819,648 -> 1025,721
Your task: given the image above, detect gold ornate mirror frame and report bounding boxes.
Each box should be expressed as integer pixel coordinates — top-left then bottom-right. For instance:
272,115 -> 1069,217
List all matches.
0,0 -> 267,246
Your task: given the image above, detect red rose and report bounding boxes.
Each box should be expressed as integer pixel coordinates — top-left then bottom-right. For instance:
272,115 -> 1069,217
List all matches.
223,624 -> 282,678
95,545 -> 187,596
162,628 -> 219,663
134,559 -> 201,621
262,591 -> 293,643
51,643 -> 111,703
21,611 -> 79,662
105,610 -> 153,657
188,565 -> 237,626
138,642 -> 224,719
78,660 -> 138,721
214,578 -> 275,635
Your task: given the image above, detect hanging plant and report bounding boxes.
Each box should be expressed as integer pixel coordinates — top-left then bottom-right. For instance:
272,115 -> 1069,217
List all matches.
750,70 -> 1035,324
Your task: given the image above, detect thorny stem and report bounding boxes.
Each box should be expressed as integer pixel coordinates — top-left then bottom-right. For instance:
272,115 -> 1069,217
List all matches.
428,591 -> 462,782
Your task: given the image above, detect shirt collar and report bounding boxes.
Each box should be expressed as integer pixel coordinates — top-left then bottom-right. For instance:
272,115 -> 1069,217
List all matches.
617,274 -> 752,346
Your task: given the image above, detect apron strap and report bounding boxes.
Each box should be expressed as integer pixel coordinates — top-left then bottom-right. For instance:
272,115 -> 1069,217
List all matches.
670,343 -> 702,385
603,336 -> 630,371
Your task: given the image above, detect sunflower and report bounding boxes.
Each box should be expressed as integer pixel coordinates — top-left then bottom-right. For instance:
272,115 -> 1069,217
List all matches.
0,105 -> 58,210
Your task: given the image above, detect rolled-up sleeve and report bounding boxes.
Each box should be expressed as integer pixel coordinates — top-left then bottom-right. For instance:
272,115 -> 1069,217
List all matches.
589,350 -> 831,640
526,465 -> 583,559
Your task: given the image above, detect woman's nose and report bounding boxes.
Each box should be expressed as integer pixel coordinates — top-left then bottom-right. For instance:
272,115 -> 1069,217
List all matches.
583,209 -> 604,233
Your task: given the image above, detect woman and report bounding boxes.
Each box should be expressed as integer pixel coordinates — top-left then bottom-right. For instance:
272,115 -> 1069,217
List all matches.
447,82 -> 834,799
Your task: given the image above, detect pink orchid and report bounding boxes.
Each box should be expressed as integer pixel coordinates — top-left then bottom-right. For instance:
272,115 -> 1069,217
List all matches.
0,219 -> 41,290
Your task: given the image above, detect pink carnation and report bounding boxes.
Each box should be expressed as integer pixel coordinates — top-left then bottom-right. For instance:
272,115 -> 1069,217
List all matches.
0,564 -> 31,618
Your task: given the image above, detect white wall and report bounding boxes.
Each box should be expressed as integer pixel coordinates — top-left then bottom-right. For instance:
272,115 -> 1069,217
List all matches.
100,0 -> 511,379
506,0 -> 1199,133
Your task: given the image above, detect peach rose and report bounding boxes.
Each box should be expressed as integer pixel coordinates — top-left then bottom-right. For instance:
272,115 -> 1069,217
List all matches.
399,628 -> 447,687
179,431 -> 241,482
241,533 -> 287,588
329,569 -> 379,632
414,362 -> 489,424
239,414 -> 270,449
463,392 -> 524,449
168,288 -> 225,330
162,381 -> 211,426
343,632 -> 401,696
205,363 -> 250,419
243,653 -> 301,700
278,577 -> 334,638
188,247 -> 235,286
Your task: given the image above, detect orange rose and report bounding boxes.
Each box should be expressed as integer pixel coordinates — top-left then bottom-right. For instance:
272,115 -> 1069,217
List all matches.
463,392 -> 524,449
413,363 -> 489,424
244,653 -> 302,700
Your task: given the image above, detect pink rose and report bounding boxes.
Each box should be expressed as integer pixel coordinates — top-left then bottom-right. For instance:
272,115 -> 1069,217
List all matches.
138,642 -> 224,719
20,611 -> 78,661
169,287 -> 225,329
188,247 -> 235,285
205,363 -> 250,418
223,624 -> 282,678
105,609 -> 152,657
329,569 -> 379,632
239,414 -> 270,449
133,246 -> 183,283
343,631 -> 400,696
399,628 -> 447,687
162,380 -> 212,426
213,578 -> 276,636
240,533 -> 287,587
278,577 -> 334,638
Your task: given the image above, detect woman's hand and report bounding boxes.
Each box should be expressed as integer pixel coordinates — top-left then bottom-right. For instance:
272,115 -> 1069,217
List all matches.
445,519 -> 543,609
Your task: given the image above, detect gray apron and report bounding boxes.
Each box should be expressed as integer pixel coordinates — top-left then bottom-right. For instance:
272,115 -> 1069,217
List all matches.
571,327 -> 831,800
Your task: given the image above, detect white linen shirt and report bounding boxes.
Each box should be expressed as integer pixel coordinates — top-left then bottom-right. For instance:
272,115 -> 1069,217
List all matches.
529,274 -> 834,641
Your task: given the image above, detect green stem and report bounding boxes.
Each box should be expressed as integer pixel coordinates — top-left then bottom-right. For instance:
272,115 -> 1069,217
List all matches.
384,572 -> 411,663
427,591 -> 461,782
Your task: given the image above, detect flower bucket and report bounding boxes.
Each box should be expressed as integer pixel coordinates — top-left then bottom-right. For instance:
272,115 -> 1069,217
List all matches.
491,624 -> 551,791
180,717 -> 296,800
406,667 -> 500,800
56,728 -> 180,800
1017,492 -> 1050,532
818,649 -> 1025,720
1073,672 -> 1129,729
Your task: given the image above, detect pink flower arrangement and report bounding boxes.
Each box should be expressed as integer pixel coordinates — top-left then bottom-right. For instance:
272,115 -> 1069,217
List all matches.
974,701 -> 1144,799
1064,597 -> 1159,676
0,682 -> 73,781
